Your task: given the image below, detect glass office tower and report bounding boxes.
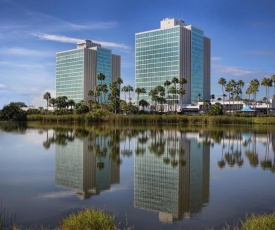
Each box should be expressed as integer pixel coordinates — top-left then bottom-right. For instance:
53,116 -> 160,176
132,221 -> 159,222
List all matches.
135,18 -> 210,107
56,40 -> 120,104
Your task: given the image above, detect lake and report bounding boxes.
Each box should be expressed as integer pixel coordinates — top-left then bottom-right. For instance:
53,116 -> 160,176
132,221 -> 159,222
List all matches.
1,122 -> 275,229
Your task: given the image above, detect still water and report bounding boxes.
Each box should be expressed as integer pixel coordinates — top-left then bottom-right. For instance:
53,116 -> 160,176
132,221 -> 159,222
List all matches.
1,123 -> 275,229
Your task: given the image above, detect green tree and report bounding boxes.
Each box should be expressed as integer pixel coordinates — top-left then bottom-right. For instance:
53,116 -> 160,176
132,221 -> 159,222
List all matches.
168,86 -> 177,112
208,103 -> 223,115
0,102 -> 27,121
149,89 -> 158,112
101,84 -> 108,104
43,92 -> 51,110
126,85 -> 133,105
108,82 -> 120,114
237,80 -> 245,100
225,80 -> 236,111
135,87 -> 146,110
249,79 -> 260,109
122,85 -> 128,102
271,74 -> 275,95
164,80 -> 171,112
178,77 -> 187,104
177,87 -> 185,111
97,73 -> 105,86
261,77 -> 273,114
139,99 -> 149,111
171,77 -> 179,111
218,77 -> 227,106
56,96 -> 68,109
115,77 -> 123,112
153,86 -> 166,112
67,99 -> 75,110
49,98 -> 56,108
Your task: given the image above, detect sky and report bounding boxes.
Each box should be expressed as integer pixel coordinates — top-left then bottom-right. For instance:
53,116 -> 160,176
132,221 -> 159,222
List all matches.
0,0 -> 275,108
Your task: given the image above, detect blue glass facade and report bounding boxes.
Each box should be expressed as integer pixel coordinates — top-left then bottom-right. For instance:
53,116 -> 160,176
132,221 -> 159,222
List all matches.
96,47 -> 112,103
56,49 -> 84,102
135,19 -> 210,107
190,27 -> 204,103
135,27 -> 180,104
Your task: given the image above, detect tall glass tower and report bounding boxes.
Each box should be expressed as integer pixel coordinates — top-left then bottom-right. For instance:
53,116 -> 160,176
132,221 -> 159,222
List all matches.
135,18 -> 210,107
56,40 -> 120,104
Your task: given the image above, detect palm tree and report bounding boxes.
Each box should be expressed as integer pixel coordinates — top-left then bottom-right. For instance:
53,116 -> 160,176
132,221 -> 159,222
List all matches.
127,85 -> 133,105
88,90 -> 94,104
246,86 -> 252,103
94,87 -> 101,104
249,79 -> 260,109
43,92 -> 51,110
225,80 -> 236,111
211,94 -> 215,102
164,80 -> 171,111
261,77 -> 273,114
171,77 -> 179,111
116,77 -> 123,89
237,80 -> 245,100
122,85 -> 128,102
135,87 -> 146,110
67,99 -> 75,110
49,98 -> 56,109
101,84 -> 108,104
218,77 -> 227,106
271,74 -> 275,95
179,77 -> 187,103
115,77 -> 123,112
168,86 -> 177,112
177,87 -> 185,111
139,99 -> 149,111
149,89 -> 158,111
97,72 -> 105,86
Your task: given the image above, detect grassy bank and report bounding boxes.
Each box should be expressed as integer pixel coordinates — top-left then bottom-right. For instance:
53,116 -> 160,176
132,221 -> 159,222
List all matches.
27,111 -> 275,125
2,208 -> 131,230
4,211 -> 275,229
224,213 -> 275,230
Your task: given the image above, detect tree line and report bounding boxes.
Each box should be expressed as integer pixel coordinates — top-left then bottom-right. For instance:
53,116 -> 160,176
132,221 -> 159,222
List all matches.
218,74 -> 275,113
42,74 -> 189,114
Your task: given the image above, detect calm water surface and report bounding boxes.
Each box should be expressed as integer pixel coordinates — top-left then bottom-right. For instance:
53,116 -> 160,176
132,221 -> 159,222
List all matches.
1,123 -> 275,229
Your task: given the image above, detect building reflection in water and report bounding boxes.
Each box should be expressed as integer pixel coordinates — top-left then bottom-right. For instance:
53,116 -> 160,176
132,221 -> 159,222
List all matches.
134,130 -> 210,223
55,135 -> 120,199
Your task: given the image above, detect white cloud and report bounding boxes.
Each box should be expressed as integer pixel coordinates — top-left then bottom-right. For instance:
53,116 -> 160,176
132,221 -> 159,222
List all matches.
211,56 -> 223,61
32,33 -> 81,44
30,89 -> 56,108
0,83 -> 6,88
94,40 -> 131,51
1,47 -> 54,57
241,50 -> 275,56
213,64 -> 253,77
69,21 -> 118,30
35,190 -> 75,199
32,33 -> 131,51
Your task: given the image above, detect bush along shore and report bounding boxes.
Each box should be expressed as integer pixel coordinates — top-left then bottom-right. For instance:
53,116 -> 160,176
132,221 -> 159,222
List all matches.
26,109 -> 275,125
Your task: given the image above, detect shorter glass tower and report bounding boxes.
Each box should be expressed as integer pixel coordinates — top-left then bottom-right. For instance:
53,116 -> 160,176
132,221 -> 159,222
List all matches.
56,40 -> 120,104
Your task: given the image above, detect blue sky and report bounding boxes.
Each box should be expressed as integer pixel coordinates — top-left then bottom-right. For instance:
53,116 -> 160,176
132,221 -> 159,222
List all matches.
0,0 -> 275,108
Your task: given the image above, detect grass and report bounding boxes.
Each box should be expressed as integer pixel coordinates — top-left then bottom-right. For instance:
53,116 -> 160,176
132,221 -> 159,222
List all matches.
27,111 -> 275,125
0,207 -> 131,230
57,209 -> 117,230
223,213 -> 275,230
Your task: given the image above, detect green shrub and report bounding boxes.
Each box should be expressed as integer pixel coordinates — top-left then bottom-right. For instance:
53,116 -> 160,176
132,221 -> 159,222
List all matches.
85,109 -> 113,122
58,209 -> 117,230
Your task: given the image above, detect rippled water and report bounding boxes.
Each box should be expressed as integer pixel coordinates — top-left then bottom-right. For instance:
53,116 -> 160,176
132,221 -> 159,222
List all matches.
1,123 -> 275,229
